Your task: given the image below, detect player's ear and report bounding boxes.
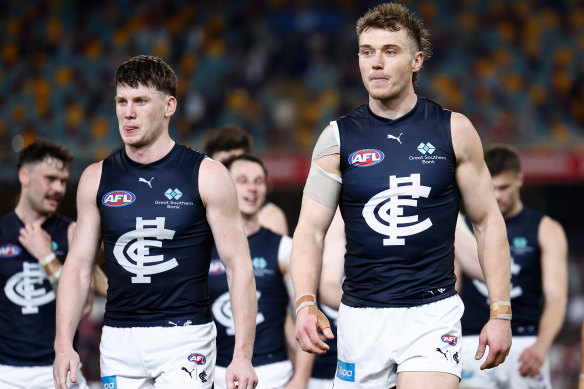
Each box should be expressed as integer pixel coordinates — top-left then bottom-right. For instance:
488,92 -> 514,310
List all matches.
18,166 -> 30,187
165,95 -> 177,118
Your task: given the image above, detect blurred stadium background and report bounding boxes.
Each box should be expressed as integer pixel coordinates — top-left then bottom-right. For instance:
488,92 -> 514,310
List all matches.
1,0 -> 583,387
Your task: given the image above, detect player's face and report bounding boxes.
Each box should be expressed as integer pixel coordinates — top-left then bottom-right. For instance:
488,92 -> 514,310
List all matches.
491,170 -> 523,218
20,158 -> 69,216
115,84 -> 173,148
230,160 -> 267,218
358,27 -> 422,102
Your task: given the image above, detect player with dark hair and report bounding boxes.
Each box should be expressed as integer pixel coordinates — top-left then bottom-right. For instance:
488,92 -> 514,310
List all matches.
291,3 -> 512,388
209,154 -> 308,389
203,125 -> 289,236
53,55 -> 258,389
0,139 -> 105,389
460,144 -> 567,389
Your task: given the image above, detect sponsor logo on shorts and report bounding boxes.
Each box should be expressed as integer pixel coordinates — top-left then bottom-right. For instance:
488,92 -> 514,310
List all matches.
209,259 -> 226,275
182,367 -> 195,379
348,149 -> 384,167
461,370 -> 473,379
101,375 -> 117,389
336,359 -> 355,382
441,334 -> 457,346
0,243 -> 21,257
188,353 -> 207,365
102,191 -> 135,207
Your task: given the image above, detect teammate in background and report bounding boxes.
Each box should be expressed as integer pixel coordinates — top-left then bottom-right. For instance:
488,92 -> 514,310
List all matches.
460,144 -> 568,389
203,124 -> 289,235
0,139 -> 105,389
209,154 -> 307,388
291,3 -> 512,388
53,55 -> 258,389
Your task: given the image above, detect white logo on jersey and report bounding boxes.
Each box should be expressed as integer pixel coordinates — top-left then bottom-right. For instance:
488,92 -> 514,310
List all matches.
387,132 -> 403,144
139,177 -> 155,188
363,174 -> 432,246
4,262 -> 55,314
212,291 -> 265,335
472,255 -> 523,302
113,217 -> 178,283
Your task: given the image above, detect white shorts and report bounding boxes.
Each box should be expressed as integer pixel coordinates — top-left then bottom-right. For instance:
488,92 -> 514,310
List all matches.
334,294 -> 464,388
0,363 -> 89,389
460,335 -> 551,389
214,360 -> 292,389
308,377 -> 333,389
100,323 -> 216,389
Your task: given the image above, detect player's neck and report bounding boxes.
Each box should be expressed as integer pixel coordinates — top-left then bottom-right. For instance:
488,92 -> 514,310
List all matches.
368,88 -> 417,120
503,201 -> 523,220
14,200 -> 49,225
125,134 -> 175,165
242,215 -> 261,237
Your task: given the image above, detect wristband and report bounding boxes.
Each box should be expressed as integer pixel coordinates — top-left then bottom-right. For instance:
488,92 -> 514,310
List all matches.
39,252 -> 62,280
580,373 -> 584,379
490,301 -> 512,320
39,252 -> 57,266
295,293 -> 316,315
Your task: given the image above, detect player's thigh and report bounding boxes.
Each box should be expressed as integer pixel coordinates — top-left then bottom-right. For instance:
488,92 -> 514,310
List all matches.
459,335 -> 498,389
507,336 -> 551,389
397,371 -> 459,389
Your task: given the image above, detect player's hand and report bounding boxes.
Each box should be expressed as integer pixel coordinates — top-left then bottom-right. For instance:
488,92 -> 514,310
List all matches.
19,222 -> 53,260
53,346 -> 80,389
295,305 -> 333,354
225,357 -> 257,389
285,375 -> 309,389
475,318 -> 511,369
518,342 -> 546,377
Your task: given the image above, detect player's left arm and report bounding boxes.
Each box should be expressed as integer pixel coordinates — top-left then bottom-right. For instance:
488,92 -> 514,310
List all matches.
452,112 -> 512,370
518,216 -> 568,377
200,158 -> 258,389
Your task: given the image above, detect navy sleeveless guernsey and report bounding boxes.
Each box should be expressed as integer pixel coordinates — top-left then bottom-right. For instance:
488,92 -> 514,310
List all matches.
337,97 -> 460,307
0,212 -> 72,366
97,144 -> 214,327
311,300 -> 338,379
208,227 -> 290,367
461,207 -> 544,336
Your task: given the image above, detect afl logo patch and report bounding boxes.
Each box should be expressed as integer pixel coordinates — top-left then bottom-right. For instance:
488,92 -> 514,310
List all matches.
0,244 -> 21,257
209,259 -> 225,275
188,353 -> 207,365
102,191 -> 136,207
441,334 -> 457,346
348,149 -> 384,167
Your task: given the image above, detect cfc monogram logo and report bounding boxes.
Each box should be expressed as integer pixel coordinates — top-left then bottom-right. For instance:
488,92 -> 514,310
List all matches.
5,262 -> 55,314
363,174 -> 432,246
113,217 -> 178,283
212,291 -> 265,335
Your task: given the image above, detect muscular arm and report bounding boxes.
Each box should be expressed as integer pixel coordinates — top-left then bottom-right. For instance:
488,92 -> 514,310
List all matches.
54,162 -> 103,389
452,112 -> 511,369
291,152 -> 339,354
319,208 -> 345,310
518,216 -> 568,377
200,158 -> 257,389
454,212 -> 484,293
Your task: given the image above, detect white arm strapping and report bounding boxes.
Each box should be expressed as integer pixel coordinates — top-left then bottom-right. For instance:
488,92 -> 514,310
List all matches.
304,123 -> 342,210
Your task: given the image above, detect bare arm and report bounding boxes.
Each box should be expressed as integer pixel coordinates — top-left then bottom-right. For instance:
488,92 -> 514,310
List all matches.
53,162 -> 103,389
291,152 -> 339,354
452,112 -> 511,369
200,158 -> 257,389
454,212 -> 484,283
518,216 -> 568,377
319,207 -> 345,310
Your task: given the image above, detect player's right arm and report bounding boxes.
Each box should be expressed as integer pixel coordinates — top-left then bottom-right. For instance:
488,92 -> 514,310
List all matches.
291,125 -> 340,354
53,162 -> 103,389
